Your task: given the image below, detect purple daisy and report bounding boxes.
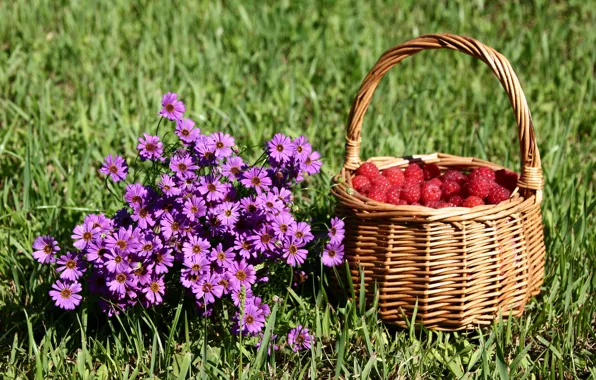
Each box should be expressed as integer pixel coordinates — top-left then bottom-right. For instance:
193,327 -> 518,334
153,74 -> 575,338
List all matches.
288,325 -> 312,352
32,235 -> 60,264
281,237 -> 308,267
328,217 -> 345,245
142,277 -> 165,305
124,183 -> 148,207
84,213 -> 113,233
104,248 -> 130,273
137,133 -> 164,161
193,272 -> 224,304
292,136 -> 312,163
105,227 -> 141,254
249,226 -> 275,253
240,304 -> 266,334
71,223 -> 100,250
272,187 -> 293,204
180,255 -> 209,288
160,214 -> 186,241
86,238 -> 109,264
170,153 -> 198,178
209,243 -> 235,267
138,234 -> 162,258
221,156 -> 245,180
197,176 -> 226,202
150,250 -> 174,275
231,287 -> 253,307
130,204 -> 155,229
271,212 -> 294,238
233,234 -> 255,259
176,118 -> 201,144
182,236 -> 211,258
240,167 -> 272,194
322,242 -> 345,267
56,252 -> 86,281
287,222 -> 314,244
257,192 -> 284,215
302,151 -> 322,175
159,92 -> 185,121
207,132 -> 235,158
228,260 -> 257,290
49,280 -> 82,310
216,201 -> 240,227
99,154 -> 128,182
108,269 -> 136,296
267,133 -> 295,163
183,196 -> 206,222
159,174 -> 181,197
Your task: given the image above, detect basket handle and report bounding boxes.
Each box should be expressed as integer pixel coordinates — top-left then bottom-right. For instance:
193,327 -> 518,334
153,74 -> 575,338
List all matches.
344,34 -> 543,192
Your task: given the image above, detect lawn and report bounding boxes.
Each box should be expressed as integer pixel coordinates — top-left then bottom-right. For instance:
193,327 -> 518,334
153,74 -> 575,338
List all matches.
1,0 -> 595,378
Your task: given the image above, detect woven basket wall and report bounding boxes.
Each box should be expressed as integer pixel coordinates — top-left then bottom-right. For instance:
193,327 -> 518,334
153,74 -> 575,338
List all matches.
331,34 -> 546,331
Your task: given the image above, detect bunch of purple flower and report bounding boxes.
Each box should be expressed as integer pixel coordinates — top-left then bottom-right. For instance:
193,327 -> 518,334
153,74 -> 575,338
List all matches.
33,92 -> 345,338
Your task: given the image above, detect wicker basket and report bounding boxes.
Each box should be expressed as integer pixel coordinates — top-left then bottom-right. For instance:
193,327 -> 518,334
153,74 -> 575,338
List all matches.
331,34 -> 546,330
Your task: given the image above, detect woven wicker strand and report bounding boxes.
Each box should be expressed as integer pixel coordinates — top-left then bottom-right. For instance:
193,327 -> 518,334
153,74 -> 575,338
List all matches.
332,34 -> 546,330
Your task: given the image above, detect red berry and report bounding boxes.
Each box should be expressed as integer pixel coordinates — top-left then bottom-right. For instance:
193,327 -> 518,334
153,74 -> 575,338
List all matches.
441,181 -> 461,199
411,202 -> 422,206
425,201 -> 440,209
469,166 -> 496,182
495,169 -> 518,192
404,164 -> 424,184
487,185 -> 512,204
397,199 -> 408,205
400,181 -> 421,204
468,177 -> 493,198
421,182 -> 442,204
437,201 -> 455,208
427,178 -> 443,187
371,176 -> 391,191
356,162 -> 381,179
423,164 -> 441,180
351,175 -> 371,194
449,195 -> 463,206
441,169 -> 467,184
368,187 -> 387,202
463,196 -> 485,208
383,167 -> 405,187
386,186 -> 402,205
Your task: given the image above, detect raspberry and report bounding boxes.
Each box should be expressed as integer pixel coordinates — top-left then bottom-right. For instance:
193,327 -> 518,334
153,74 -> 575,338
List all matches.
386,186 -> 401,205
400,181 -> 421,204
441,169 -> 467,184
487,185 -> 511,204
469,166 -> 496,182
425,201 -> 440,208
427,178 -> 443,187
397,199 -> 408,205
351,175 -> 371,194
368,187 -> 387,202
411,202 -> 422,206
423,164 -> 441,180
449,195 -> 463,207
383,167 -> 405,187
421,182 -> 442,204
495,169 -> 518,192
468,177 -> 493,198
441,181 -> 461,199
404,164 -> 424,184
370,176 -> 391,191
356,162 -> 381,179
463,196 -> 485,208
437,201 -> 455,208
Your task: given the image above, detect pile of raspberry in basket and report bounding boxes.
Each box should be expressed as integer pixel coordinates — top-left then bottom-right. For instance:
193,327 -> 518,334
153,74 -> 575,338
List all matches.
351,162 -> 518,209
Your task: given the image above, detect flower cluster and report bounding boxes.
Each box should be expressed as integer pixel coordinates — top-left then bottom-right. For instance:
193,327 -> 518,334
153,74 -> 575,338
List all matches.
33,93 -> 345,339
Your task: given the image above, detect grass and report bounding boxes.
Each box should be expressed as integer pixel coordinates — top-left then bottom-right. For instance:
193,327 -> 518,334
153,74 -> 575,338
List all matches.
1,0 -> 595,378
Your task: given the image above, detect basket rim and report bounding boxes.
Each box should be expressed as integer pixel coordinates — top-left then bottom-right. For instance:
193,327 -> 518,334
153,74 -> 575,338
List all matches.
331,152 -> 542,222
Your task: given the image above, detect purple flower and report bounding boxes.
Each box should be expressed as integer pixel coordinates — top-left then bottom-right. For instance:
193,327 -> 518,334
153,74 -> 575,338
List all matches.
32,235 -> 60,264
160,214 -> 186,241
268,133 -> 294,163
84,213 -> 113,233
131,204 -> 155,229
137,134 -> 164,161
207,132 -> 235,158
56,252 -> 86,281
197,176 -> 226,202
150,251 -> 174,274
222,157 -> 245,180
228,260 -> 257,290
170,153 -> 198,178
142,277 -> 165,305
138,234 -> 162,258
328,217 -> 345,245
193,272 -> 224,304
124,184 -> 148,207
271,212 -> 294,238
322,242 -> 344,267
216,202 -> 240,227
49,280 -> 82,310
287,222 -> 314,244
71,224 -> 100,250
292,136 -> 312,163
183,196 -> 206,222
159,92 -> 185,121
176,118 -> 200,144
159,174 -> 181,197
240,304 -> 266,334
99,154 -> 128,182
108,269 -> 136,295
105,227 -> 141,254
302,151 -> 322,175
240,168 -> 272,194
257,192 -> 284,215
288,325 -> 312,352
104,249 -> 130,273
233,234 -> 255,259
86,238 -> 109,264
209,243 -> 235,267
180,254 -> 209,288
249,226 -> 275,253
182,236 -> 210,258
272,187 -> 293,204
231,287 -> 253,307
281,237 -> 307,267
